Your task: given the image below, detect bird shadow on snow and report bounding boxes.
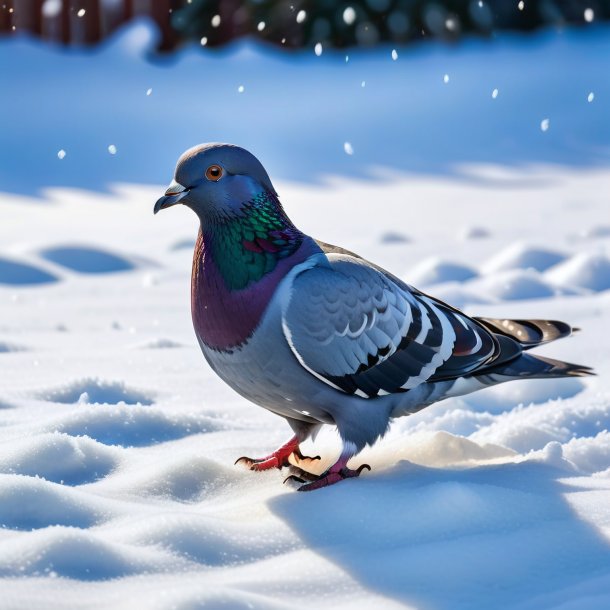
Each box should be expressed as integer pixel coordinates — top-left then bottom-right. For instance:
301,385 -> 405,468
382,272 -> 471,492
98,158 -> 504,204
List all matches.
269,459 -> 610,610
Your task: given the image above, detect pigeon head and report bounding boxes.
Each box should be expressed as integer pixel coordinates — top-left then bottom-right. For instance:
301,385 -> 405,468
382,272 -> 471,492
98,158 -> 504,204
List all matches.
154,143 -> 277,220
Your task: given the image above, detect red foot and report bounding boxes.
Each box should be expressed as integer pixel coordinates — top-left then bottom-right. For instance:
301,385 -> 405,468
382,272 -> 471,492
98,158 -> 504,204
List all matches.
285,463 -> 371,491
234,436 -> 321,472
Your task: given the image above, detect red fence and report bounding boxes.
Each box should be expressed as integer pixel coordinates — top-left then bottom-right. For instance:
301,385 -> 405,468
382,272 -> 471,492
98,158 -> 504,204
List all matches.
0,0 -> 179,50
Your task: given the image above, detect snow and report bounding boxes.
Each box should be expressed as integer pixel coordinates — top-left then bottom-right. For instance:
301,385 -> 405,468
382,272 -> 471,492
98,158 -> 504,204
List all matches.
483,243 -> 567,274
2,19 -> 610,610
546,253 -> 610,292
405,258 -> 479,286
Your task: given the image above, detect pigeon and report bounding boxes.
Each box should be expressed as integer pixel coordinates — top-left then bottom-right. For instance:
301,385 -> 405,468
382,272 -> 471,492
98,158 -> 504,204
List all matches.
154,143 -> 593,491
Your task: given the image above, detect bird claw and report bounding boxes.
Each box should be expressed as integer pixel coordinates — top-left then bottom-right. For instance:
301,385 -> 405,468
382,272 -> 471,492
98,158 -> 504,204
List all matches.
235,447 -> 322,473
284,465 -> 320,482
283,474 -> 307,488
293,463 -> 371,492
234,454 -> 284,471
291,448 -> 322,466
234,456 -> 255,468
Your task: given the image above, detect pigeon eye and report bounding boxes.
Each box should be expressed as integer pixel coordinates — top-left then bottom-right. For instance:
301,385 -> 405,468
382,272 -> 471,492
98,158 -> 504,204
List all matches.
205,165 -> 224,181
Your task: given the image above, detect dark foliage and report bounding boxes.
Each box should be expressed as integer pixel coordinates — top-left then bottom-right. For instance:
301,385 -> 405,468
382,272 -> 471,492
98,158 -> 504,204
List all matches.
1,0 -> 608,51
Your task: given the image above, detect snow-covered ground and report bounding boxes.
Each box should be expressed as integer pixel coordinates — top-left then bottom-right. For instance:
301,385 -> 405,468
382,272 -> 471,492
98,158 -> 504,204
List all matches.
2,20 -> 610,610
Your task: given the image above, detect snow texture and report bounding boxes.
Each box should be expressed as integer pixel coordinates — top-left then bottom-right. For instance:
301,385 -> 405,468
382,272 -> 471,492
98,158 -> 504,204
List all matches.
1,19 -> 610,610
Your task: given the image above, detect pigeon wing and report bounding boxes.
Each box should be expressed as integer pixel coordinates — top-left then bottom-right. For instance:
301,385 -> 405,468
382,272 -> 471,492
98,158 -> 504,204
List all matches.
283,254 -> 498,398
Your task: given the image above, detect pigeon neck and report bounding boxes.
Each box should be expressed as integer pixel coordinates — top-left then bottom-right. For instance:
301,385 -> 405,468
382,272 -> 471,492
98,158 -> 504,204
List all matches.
191,191 -> 322,351
202,190 -> 303,290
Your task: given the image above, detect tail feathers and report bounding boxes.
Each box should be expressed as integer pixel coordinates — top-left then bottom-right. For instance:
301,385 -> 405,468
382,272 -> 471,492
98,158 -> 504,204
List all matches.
476,317 -> 574,350
477,352 -> 595,381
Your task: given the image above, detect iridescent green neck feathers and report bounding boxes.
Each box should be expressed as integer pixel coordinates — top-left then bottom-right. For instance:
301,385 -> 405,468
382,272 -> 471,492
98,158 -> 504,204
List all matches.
206,191 -> 303,291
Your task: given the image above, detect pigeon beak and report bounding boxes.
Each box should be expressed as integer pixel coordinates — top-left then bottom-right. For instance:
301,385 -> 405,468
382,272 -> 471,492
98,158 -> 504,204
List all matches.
154,180 -> 190,214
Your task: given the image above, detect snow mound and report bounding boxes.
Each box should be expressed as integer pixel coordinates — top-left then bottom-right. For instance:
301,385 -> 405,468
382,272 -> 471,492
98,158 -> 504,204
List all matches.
577,225 -> 610,239
406,257 -> 479,286
0,433 -> 119,485
133,337 -> 184,349
115,513 -> 296,567
562,431 -> 610,474
38,245 -> 136,274
470,394 -> 610,457
41,378 -> 154,406
0,255 -> 58,285
546,253 -> 610,292
0,528 -> 170,580
380,231 -> 410,244
460,226 -> 491,240
465,378 -> 586,414
0,475 -> 107,530
472,269 -> 561,301
52,406 -> 220,448
398,431 -> 515,468
0,341 -> 26,353
483,243 -> 567,274
170,238 -> 196,251
111,455 -> 244,503
428,284 -> 492,309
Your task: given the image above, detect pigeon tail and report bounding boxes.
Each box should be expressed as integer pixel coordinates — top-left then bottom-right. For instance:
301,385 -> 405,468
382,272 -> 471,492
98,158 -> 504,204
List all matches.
475,317 -> 574,350
475,352 -> 595,381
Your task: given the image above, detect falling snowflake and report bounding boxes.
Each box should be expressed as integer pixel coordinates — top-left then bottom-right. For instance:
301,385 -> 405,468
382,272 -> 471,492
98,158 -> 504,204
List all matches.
238,85 -> 245,93
540,119 -> 550,132
108,144 -> 117,155
77,8 -> 86,18
391,49 -> 398,61
343,7 -> 356,25
314,43 -> 323,56
146,88 -> 152,96
57,149 -> 66,160
492,88 -> 499,99
296,10 -> 306,24
257,21 -> 265,32
200,37 -> 208,46
584,8 -> 594,22
211,15 -> 221,28
587,92 -> 595,103
443,74 -> 450,83
518,1 -> 525,10
344,142 -> 354,155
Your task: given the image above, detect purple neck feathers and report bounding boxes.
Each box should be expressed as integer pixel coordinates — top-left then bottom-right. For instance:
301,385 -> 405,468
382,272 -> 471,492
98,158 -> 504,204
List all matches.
191,228 -> 321,352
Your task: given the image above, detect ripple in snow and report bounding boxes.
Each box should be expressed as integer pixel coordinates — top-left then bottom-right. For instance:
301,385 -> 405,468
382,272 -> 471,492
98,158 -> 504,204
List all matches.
53,406 -> 219,448
472,269 -> 560,301
0,341 -> 26,353
133,337 -> 184,349
546,253 -> 610,292
0,433 -> 118,485
0,528 -> 166,579
40,378 -> 153,406
38,245 -> 135,274
483,243 -> 567,274
0,256 -> 58,285
406,258 -> 478,286
0,475 -> 105,530
380,231 -> 411,244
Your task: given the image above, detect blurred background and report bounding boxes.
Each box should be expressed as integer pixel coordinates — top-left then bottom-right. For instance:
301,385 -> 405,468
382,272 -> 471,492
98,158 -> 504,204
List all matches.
1,1 -> 609,196
2,1 -> 609,51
